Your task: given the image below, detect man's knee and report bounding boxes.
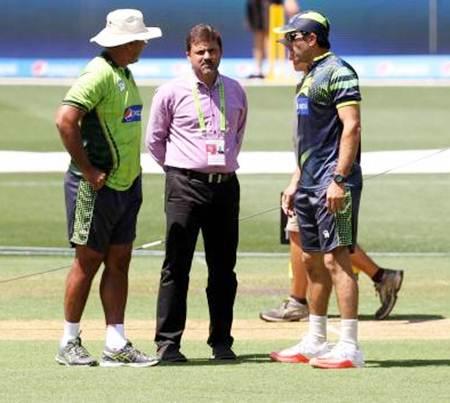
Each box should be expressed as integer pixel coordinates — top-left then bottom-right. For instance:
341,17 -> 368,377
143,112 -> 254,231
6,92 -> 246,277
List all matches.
323,247 -> 351,275
302,251 -> 320,276
73,246 -> 104,275
104,244 -> 133,273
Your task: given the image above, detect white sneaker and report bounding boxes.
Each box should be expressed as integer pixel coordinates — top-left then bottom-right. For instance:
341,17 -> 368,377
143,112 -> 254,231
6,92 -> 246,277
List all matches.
270,336 -> 331,363
309,342 -> 364,369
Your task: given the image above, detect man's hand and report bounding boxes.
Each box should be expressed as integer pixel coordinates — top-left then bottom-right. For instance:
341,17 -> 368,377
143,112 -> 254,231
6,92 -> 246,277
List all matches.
281,181 -> 296,216
56,105 -> 107,190
326,181 -> 346,213
282,166 -> 301,216
84,168 -> 107,191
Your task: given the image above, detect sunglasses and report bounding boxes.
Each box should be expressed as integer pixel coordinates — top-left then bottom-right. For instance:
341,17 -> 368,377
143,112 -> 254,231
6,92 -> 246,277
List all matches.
284,31 -> 309,43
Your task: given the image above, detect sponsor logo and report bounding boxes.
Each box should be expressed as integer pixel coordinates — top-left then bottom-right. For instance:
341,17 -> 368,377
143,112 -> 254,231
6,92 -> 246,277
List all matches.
122,105 -> 142,123
322,230 -> 330,239
118,79 -> 126,92
31,60 -> 49,77
297,97 -> 309,116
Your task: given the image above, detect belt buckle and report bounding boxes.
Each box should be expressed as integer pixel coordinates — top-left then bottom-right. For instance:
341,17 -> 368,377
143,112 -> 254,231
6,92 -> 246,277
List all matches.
208,173 -> 223,184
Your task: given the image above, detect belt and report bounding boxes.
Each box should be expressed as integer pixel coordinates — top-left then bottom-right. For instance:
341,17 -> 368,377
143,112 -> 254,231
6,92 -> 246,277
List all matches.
167,167 -> 235,184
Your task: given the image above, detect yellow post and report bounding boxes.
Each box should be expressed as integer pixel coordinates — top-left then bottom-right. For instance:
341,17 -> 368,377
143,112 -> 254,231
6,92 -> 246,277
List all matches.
267,3 -> 285,81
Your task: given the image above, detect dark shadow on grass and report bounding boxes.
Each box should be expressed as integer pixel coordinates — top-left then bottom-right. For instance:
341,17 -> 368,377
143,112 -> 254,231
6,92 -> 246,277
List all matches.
361,314 -> 445,322
236,353 -> 272,363
158,354 -> 272,366
328,314 -> 445,322
366,359 -> 450,368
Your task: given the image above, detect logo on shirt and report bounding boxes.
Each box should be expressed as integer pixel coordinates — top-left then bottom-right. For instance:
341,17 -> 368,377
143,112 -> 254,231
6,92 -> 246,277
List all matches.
297,97 -> 309,116
118,79 -> 126,92
122,105 -> 142,123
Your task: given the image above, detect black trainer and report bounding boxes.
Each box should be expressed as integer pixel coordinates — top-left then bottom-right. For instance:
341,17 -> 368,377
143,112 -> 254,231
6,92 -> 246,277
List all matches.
157,345 -> 188,363
211,345 -> 237,360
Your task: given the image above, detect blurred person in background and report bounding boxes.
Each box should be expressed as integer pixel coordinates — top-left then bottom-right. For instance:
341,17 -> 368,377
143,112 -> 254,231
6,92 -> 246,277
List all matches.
55,9 -> 161,368
245,0 -> 300,78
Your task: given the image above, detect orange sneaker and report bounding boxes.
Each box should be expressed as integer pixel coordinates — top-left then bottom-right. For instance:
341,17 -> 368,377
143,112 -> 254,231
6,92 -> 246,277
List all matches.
270,336 -> 331,363
309,342 -> 364,369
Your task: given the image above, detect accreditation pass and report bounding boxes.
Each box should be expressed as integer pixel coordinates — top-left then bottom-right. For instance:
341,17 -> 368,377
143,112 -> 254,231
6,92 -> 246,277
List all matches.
206,139 -> 226,166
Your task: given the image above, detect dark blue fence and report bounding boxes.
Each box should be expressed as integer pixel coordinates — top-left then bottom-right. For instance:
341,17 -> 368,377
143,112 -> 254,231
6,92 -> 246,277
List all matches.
1,0 -> 449,58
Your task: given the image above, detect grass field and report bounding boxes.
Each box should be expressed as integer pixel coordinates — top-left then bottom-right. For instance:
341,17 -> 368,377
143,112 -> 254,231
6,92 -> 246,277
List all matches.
1,86 -> 450,152
0,84 -> 449,402
1,255 -> 450,402
0,172 -> 449,252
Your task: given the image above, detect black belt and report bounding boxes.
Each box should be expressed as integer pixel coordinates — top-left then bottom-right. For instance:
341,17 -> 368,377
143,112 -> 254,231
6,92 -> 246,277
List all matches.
167,167 -> 235,184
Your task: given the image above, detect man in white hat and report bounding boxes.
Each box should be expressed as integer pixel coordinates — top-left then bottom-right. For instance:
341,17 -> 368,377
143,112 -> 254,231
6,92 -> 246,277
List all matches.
55,9 -> 161,367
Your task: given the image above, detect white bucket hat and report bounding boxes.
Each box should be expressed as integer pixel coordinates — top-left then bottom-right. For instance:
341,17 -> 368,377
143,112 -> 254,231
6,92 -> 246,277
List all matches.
90,9 -> 162,47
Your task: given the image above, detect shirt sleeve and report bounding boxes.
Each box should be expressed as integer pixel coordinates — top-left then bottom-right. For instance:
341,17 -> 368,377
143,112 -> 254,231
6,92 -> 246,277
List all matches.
329,64 -> 361,108
62,67 -> 109,112
235,86 -> 248,153
145,85 -> 173,166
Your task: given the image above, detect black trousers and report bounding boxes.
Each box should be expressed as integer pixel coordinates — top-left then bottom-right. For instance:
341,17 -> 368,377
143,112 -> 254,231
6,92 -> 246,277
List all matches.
155,169 -> 240,350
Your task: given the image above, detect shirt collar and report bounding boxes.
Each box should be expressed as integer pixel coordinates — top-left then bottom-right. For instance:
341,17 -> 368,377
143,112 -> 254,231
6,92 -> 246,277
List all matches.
190,70 -> 221,89
311,51 -> 333,69
101,51 -> 130,78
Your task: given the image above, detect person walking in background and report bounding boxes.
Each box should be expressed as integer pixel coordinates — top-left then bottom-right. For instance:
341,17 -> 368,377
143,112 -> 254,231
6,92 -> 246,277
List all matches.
245,0 -> 300,78
146,24 -> 248,362
260,176 -> 404,323
55,9 -> 162,367
270,10 -> 365,369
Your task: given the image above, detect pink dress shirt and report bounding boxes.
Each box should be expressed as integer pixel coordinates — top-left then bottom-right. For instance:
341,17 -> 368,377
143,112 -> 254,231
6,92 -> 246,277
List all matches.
145,73 -> 247,174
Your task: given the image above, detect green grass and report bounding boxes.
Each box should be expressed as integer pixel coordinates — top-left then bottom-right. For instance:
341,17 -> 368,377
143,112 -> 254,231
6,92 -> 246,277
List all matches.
1,83 -> 449,400
1,85 -> 449,152
0,255 -> 450,402
1,255 -> 449,321
1,340 -> 450,402
0,173 -> 449,252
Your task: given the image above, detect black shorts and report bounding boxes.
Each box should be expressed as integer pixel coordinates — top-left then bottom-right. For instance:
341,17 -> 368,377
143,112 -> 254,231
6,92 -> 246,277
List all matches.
246,0 -> 268,31
246,0 -> 283,31
295,186 -> 361,253
64,171 -> 142,253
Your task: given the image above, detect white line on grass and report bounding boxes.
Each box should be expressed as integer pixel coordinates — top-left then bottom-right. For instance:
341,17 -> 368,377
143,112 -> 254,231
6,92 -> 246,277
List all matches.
0,246 -> 448,257
1,149 -> 450,174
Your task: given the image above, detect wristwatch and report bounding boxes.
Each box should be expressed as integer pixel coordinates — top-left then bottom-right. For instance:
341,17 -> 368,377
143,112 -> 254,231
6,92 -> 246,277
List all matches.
333,174 -> 346,184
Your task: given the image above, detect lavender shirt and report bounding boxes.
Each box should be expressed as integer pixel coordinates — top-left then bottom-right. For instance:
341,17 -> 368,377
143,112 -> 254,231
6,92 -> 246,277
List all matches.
145,73 -> 247,174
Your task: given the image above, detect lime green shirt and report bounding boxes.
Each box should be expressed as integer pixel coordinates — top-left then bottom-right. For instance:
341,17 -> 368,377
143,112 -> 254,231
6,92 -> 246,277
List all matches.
63,52 -> 142,191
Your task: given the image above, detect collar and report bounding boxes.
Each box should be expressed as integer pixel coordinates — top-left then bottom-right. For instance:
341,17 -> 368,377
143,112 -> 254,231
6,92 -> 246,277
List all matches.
310,51 -> 333,69
191,70 -> 221,89
101,51 -> 130,78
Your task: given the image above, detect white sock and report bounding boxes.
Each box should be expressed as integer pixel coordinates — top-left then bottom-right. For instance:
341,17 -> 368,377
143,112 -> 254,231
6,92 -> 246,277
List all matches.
308,314 -> 327,344
105,324 -> 127,350
60,320 -> 80,348
340,319 -> 358,346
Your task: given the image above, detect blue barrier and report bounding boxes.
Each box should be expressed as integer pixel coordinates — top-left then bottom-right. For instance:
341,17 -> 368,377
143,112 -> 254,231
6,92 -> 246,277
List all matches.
1,56 -> 450,80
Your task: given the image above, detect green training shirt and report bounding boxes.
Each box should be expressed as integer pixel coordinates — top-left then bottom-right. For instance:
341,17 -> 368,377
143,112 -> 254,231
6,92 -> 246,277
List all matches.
62,52 -> 143,191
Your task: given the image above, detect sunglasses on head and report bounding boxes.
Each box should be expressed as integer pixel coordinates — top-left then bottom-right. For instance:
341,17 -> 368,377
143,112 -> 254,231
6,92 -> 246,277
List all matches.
284,31 -> 310,43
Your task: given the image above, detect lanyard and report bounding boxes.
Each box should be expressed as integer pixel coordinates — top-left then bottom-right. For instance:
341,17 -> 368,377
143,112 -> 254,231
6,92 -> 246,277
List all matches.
192,78 -> 226,134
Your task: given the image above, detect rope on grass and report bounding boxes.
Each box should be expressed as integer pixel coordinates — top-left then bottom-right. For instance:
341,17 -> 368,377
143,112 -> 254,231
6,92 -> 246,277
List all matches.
1,146 -> 448,284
